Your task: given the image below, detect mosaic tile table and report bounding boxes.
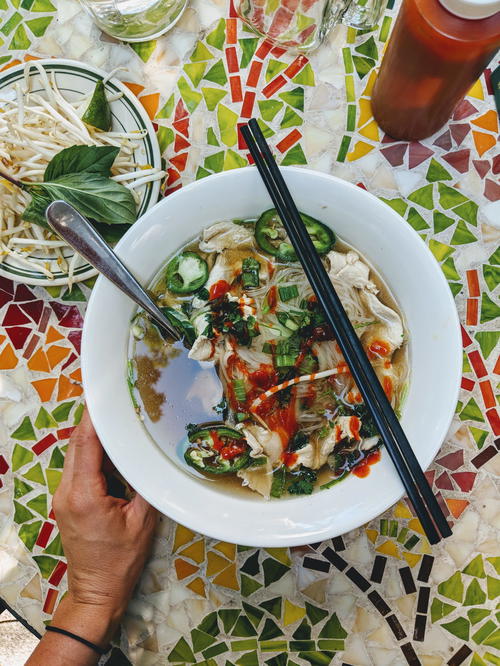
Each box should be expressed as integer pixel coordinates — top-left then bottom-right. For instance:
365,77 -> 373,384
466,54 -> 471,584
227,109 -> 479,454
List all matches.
0,0 -> 499,664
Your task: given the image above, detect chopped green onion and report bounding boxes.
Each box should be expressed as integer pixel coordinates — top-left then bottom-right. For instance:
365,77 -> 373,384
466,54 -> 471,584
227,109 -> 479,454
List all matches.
233,378 -> 247,402
236,412 -> 249,422
242,257 -> 260,288
262,342 -> 275,354
276,354 -> 298,368
270,466 -> 286,498
279,285 -> 299,302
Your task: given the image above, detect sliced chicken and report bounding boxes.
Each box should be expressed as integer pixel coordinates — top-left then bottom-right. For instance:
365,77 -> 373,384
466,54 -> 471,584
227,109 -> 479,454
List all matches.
199,221 -> 254,252
291,432 -> 337,470
237,458 -> 273,499
361,292 -> 404,358
188,335 -> 214,362
327,250 -> 378,293
240,424 -> 282,464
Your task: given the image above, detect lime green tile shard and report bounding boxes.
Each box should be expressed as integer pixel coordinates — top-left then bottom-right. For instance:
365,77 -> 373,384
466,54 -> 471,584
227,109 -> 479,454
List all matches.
464,579 -> 487,606
130,40 -> 157,63
27,493 -> 47,518
236,651 -> 259,666
204,151 -> 225,173
430,598 -> 455,622
463,554 -> 486,578
12,416 -> 36,441
280,107 -> 303,129
48,446 -> 64,469
484,651 -> 500,665
473,620 -> 497,645
46,469 -> 62,495
438,182 -> 468,209
32,0 -> 56,9
441,616 -> 470,641
469,426 -> 488,449
448,282 -> 463,297
355,35 -> 378,59
240,574 -> 262,597
184,62 -> 207,87
408,184 -> 434,210
463,351 -> 472,372
0,0 -> 8,8
483,628 -> 500,650
52,401 -> 75,423
471,654 -> 489,666
26,16 -> 52,37
487,557 -> 500,576
279,87 -> 304,111
206,18 -> 225,50
62,284 -> 86,302
489,246 -> 500,266
44,532 -> 63,556
281,144 -> 307,166
454,200 -> 478,226
219,609 -> 240,633
258,100 -> 283,122
483,264 -> 500,291
438,571 -> 464,603
33,554 -> 58,579
73,403 -> 84,426
352,55 -> 375,79
298,651 -> 335,666
231,616 -> 257,637
190,40 -> 214,62
460,397 -> 485,422
202,87 -> 227,112
381,197 -> 407,217
157,94 -> 175,119
407,207 -> 430,231
207,127 -> 219,146
1,11 -> 22,36
487,575 -> 500,599
265,59 -> 288,83
426,158 -> 452,182
23,462 -> 45,485
260,597 -> 282,620
224,150 -> 247,171
441,257 -> 460,281
481,292 -> 500,324
157,126 -> 174,153
203,60 -> 227,86
239,38 -> 259,69
433,211 -> 455,233
178,77 -> 202,113
196,166 -> 211,179
450,220 -> 477,245
197,611 -> 219,637
14,500 -> 34,524
318,613 -> 347,639
293,62 -> 315,86
14,477 -> 33,498
256,118 -> 274,138
468,608 -> 491,625
168,636 -> 195,663
191,628 -> 217,652
428,239 -> 454,262
18,520 -> 42,550
12,444 -> 34,472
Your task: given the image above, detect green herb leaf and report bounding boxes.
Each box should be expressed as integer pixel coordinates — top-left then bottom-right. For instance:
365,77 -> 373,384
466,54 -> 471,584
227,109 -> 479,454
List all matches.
81,80 -> 112,131
271,466 -> 287,498
21,191 -> 52,228
44,145 -> 120,181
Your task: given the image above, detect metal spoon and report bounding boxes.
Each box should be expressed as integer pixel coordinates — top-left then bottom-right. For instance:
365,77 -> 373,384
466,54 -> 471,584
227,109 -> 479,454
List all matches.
46,200 -> 181,341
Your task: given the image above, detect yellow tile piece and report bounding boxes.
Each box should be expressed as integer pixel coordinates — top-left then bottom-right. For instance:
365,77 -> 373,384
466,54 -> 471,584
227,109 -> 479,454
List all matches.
408,518 -> 425,535
207,551 -> 230,577
376,540 -> 400,559
357,98 -> 373,128
419,538 -> 432,554
347,141 -> 375,161
212,563 -> 239,590
394,501 -> 412,519
403,552 -> 422,568
174,558 -> 198,580
187,577 -> 206,597
365,529 -> 378,544
179,539 -> 205,564
467,78 -> 484,101
265,548 -> 291,566
173,524 -> 196,552
284,599 -> 306,625
213,541 -> 236,560
361,69 -> 377,97
358,119 -> 380,141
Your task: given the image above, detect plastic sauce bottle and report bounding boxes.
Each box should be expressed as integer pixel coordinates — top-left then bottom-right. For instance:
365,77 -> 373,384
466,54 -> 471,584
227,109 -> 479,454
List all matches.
371,0 -> 500,140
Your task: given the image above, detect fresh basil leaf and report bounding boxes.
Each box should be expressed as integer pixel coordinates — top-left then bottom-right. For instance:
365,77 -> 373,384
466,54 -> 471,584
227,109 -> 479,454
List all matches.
44,145 -> 120,181
91,222 -> 132,243
34,173 -> 137,225
21,190 -> 52,229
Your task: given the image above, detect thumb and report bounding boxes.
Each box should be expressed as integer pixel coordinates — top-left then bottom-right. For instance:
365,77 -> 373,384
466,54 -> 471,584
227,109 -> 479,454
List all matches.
129,491 -> 158,526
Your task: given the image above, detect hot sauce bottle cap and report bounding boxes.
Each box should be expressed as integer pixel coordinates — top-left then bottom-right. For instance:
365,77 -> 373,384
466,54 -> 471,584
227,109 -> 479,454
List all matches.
438,0 -> 500,18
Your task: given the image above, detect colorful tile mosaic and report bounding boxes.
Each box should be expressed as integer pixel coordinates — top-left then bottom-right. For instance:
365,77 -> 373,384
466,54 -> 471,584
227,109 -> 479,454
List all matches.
0,0 -> 498,663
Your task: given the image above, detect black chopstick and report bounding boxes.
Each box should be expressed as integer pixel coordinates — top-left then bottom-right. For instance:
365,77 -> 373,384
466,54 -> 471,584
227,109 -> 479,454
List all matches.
241,119 -> 452,544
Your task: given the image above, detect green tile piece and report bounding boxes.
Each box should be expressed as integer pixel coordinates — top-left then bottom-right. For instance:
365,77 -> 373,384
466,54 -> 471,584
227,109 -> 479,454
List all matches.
191,41 -> 214,62
52,401 -> 75,423
468,608 -> 491,625
305,602 -> 328,625
430,598 -> 455,622
32,0 -> 56,10
448,282 -> 463,298
241,551 -> 260,576
438,182 -> 468,209
219,609 -> 240,634
18,520 -> 42,550
260,597 -> 282,619
45,286 -> 62,298
48,447 -> 64,469
157,94 -> 174,119
178,77 -> 203,113
236,651 -> 259,666
352,55 -> 375,79
204,151 -> 225,173
265,654 -> 287,666
33,554 -> 58,579
453,200 -> 478,226
256,118 -> 274,138
483,629 -> 500,650
46,469 -> 62,495
463,351 -> 472,373
14,477 -> 33,498
318,613 -> 347,639
130,40 -> 157,63
44,533 -> 63,556
433,211 -> 455,233
14,500 -> 34,524
290,640 -> 315,651
198,612 -> 219,637
260,640 -> 287,652
23,463 -> 45,485
26,493 -> 47,518
460,397 -> 485,422
441,616 -> 470,640
26,16 -> 52,37
380,197 -> 407,217
223,150 -> 247,170
157,126 -> 174,153
481,292 -> 500,324
12,417 -> 36,441
196,166 -> 211,179
262,557 -> 290,586
292,619 -> 311,639
483,264 -> 500,291
292,63 -> 315,86
206,18 -> 225,50
379,15 -> 392,41
242,602 -> 264,629
281,144 -> 307,166
231,616 -> 257,637
484,652 -> 500,666
355,35 -> 378,59
265,59 -> 287,83
21,0 -> 34,6
258,100 -> 283,122
184,62 -> 207,87
280,107 -> 303,129
438,571 -> 464,602
342,47 -> 353,74
397,527 -> 409,544
450,220 -> 477,245
168,637 -> 196,662
380,518 -> 388,535
278,87 -> 304,111
191,629 -> 217,653
469,426 -> 488,449
408,184 -> 434,210
202,87 -> 227,112
463,554 -> 486,578
441,257 -> 460,281
407,206 -> 430,231
259,618 -> 283,640
204,60 -> 227,85
489,246 -> 500,265
12,444 -> 34,471
455,400 -> 463,414
428,239 -> 454,261
231,639 -> 257,651
202,643 -> 228,659
487,558 -> 500,575
34,407 -> 57,430
217,104 -> 238,147
336,135 -> 351,162
1,11 -> 22,35
346,104 -> 356,131
298,651 -> 335,666
471,655 -> 488,666
317,640 -> 345,650
426,158 -> 452,182
487,575 -> 500,599
239,38 -> 259,68
464,579 -> 487,606
472,620 -> 496,645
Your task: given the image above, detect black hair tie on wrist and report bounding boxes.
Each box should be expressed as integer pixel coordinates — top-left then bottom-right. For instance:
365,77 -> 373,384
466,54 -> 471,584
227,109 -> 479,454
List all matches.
45,625 -> 109,655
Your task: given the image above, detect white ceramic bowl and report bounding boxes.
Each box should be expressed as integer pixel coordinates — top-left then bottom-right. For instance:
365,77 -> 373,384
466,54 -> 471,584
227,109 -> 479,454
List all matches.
82,167 -> 461,547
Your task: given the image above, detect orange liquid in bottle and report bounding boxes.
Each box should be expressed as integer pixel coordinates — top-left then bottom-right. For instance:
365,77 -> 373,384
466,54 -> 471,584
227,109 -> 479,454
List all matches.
371,0 -> 500,140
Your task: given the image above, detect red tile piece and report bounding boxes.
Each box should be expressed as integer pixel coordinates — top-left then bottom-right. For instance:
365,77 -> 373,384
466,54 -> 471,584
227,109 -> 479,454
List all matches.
451,472 -> 476,492
174,134 -> 190,153
381,143 -> 407,166
424,469 -> 435,486
471,444 -> 497,467
246,60 -> 263,88
14,284 -> 35,301
22,333 -> 40,360
57,427 -> 76,440
0,455 -> 8,474
484,178 -> 500,201
408,142 -> 434,168
479,380 -> 496,409
494,355 -> 500,375
284,55 -> 308,79
172,118 -> 189,138
276,129 -> 301,152
68,331 -> 82,355
450,123 -> 471,146
492,155 -> 500,174
241,91 -> 256,118
468,350 -> 487,378
255,40 -> 274,60
226,18 -> 237,44
19,300 -> 44,324
442,149 -> 470,173
50,303 -> 84,329
433,130 -> 452,151
225,47 -> 239,73
452,99 -> 477,120
473,159 -> 490,178
461,325 -> 473,348
43,588 -> 58,615
61,352 -> 77,372
486,408 -> 500,436
484,68 -> 493,94
436,449 -> 464,470
3,304 -> 31,326
435,471 -> 454,490
0,290 -> 12,309
33,433 -> 57,455
229,75 -> 243,102
167,167 -> 180,186
381,134 -> 398,143
237,123 -> 248,150
174,99 -> 188,121
229,0 -> 238,17
461,377 -> 474,390
271,45 -> 286,57
466,270 -> 480,297
36,522 -> 54,548
0,277 -> 14,294
6,326 -> 31,350
263,74 -> 287,98
436,491 -> 450,517
38,306 -> 51,334
48,561 -> 67,587
466,298 -> 478,326
356,182 -> 367,190
48,508 -> 55,520
269,7 -> 294,37
165,184 -> 182,196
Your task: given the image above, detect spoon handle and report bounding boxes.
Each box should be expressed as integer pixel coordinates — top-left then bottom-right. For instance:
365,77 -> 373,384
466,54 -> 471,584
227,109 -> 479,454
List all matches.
45,200 -> 181,341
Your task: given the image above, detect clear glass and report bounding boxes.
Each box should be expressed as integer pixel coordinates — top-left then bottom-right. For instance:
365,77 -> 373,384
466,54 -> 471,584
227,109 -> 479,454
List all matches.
236,0 -> 386,50
80,0 -> 188,42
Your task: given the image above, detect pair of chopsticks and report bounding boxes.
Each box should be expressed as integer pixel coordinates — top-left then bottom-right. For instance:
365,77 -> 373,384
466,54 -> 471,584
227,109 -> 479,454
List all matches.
241,119 -> 452,545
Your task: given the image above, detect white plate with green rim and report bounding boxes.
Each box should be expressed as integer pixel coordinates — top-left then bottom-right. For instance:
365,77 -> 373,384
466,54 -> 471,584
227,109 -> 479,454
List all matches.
0,58 -> 161,287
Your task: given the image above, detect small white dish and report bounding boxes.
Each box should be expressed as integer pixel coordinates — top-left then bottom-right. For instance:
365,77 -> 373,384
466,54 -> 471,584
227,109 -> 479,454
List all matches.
82,167 -> 461,547
0,59 -> 161,287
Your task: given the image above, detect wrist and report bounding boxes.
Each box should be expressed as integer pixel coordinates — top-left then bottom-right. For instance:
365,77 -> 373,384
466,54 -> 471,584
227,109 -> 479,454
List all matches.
52,594 -> 123,648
